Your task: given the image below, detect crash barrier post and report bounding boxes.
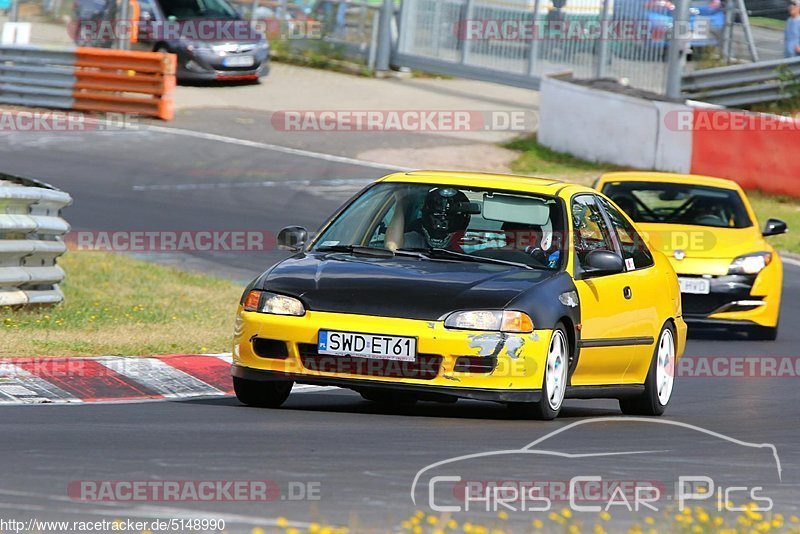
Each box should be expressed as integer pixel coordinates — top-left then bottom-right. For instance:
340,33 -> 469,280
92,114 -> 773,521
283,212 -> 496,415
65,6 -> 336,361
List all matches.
0,174 -> 72,307
0,45 -> 176,120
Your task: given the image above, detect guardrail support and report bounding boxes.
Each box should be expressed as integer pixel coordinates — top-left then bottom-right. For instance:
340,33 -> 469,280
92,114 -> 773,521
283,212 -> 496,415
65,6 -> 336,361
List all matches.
665,0 -> 690,98
375,0 -> 393,72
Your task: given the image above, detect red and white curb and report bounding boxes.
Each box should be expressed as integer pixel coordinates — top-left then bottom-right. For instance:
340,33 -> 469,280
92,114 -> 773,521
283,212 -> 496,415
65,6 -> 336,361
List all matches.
0,354 -> 330,404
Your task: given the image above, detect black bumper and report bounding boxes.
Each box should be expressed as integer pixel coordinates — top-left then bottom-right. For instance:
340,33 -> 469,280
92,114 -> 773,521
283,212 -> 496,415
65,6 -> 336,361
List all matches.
681,274 -> 759,320
231,365 -> 542,403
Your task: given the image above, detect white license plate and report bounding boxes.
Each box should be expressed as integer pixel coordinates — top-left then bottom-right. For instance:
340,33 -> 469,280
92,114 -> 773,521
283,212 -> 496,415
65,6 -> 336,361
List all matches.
679,277 -> 711,295
222,55 -> 254,67
318,331 -> 416,362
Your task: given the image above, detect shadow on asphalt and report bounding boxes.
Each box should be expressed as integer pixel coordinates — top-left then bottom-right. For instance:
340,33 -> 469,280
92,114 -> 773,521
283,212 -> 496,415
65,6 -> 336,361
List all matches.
179,393 -> 621,420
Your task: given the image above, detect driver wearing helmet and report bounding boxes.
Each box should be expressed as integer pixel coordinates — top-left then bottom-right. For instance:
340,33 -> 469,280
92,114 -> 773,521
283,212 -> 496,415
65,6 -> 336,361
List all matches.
403,187 -> 471,250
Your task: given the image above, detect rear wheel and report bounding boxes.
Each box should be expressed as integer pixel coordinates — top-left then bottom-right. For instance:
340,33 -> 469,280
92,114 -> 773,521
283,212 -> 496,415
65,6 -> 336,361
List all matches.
619,324 -> 675,416
508,323 -> 569,420
233,377 -> 293,408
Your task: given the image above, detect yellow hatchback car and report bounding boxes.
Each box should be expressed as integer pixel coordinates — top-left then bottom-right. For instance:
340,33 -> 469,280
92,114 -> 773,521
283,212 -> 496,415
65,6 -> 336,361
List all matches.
232,171 -> 687,419
596,172 -> 787,340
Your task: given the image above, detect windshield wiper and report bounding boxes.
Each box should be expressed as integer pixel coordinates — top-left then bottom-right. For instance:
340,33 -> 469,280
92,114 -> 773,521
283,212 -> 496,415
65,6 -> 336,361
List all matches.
399,247 -> 534,270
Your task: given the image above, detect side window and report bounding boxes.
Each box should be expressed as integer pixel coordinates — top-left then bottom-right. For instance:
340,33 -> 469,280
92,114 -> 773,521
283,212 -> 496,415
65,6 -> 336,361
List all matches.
598,197 -> 654,270
571,195 -> 616,271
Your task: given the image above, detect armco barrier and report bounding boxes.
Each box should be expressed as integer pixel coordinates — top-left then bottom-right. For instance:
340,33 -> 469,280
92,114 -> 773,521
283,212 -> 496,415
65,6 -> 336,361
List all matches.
0,45 -> 176,120
0,173 -> 72,307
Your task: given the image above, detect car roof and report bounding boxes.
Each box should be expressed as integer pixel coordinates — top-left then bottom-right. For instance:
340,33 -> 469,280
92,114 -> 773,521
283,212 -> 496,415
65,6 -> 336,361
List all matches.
598,171 -> 743,191
379,171 -> 575,195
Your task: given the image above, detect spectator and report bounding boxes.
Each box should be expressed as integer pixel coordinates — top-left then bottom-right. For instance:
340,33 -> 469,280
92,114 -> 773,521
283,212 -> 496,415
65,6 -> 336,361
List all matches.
785,0 -> 800,58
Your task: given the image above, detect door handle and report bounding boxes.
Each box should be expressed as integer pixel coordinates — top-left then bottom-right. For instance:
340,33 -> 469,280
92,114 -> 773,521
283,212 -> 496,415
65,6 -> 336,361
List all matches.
623,286 -> 632,300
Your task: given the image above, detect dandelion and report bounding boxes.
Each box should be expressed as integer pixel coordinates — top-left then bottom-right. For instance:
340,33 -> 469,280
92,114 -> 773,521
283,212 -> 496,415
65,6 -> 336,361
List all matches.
561,509 -> 572,519
497,511 -> 508,520
644,517 -> 654,525
599,511 -> 611,521
426,515 -> 438,526
446,519 -> 457,529
275,517 -> 289,528
532,519 -> 543,529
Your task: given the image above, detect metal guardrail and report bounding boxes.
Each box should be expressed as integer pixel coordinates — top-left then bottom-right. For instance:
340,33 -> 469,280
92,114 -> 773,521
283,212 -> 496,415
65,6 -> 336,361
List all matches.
0,173 -> 71,307
0,44 -> 176,119
682,56 -> 800,106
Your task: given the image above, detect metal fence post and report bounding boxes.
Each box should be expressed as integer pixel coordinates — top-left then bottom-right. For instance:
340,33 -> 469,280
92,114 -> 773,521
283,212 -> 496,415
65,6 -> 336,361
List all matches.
117,0 -> 130,50
460,0 -> 475,65
10,0 -> 19,22
721,0 -> 734,63
665,0 -> 690,97
595,0 -> 612,78
526,0 -> 542,76
375,0 -> 394,71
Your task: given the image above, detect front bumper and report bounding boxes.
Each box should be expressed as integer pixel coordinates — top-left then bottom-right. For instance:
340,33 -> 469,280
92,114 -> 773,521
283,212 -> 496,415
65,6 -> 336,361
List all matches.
232,308 -> 553,401
176,48 -> 270,81
676,259 -> 781,328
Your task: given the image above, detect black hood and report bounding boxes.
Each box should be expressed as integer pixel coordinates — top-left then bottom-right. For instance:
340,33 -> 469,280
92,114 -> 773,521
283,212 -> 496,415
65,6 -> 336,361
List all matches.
254,252 -> 561,321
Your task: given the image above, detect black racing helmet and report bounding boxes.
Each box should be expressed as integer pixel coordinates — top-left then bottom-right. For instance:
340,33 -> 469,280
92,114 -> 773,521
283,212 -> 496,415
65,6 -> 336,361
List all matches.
421,187 -> 471,241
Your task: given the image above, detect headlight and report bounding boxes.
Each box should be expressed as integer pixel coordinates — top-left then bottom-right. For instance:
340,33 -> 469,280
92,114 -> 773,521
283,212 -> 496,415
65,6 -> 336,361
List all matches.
444,310 -> 533,333
243,290 -> 305,316
728,252 -> 772,275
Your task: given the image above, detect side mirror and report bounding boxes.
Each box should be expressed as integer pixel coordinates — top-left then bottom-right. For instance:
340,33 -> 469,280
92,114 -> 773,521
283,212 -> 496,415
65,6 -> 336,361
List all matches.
582,250 -> 625,277
277,226 -> 308,252
763,218 -> 788,237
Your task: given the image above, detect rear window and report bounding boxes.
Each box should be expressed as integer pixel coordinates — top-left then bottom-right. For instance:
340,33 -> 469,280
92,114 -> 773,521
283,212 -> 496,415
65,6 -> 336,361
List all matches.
601,181 -> 752,229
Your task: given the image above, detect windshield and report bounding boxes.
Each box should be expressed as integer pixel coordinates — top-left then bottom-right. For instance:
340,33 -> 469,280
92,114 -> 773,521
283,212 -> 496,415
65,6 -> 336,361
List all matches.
601,181 -> 752,229
312,182 -> 566,270
158,0 -> 238,19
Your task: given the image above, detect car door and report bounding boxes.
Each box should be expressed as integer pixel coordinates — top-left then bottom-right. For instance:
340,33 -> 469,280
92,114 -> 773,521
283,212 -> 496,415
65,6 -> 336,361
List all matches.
596,196 -> 661,382
569,194 -> 647,386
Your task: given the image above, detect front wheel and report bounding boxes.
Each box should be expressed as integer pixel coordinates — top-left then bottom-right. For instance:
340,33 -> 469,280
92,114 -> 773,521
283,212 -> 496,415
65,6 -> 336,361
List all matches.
508,323 -> 569,420
619,324 -> 675,416
233,377 -> 293,408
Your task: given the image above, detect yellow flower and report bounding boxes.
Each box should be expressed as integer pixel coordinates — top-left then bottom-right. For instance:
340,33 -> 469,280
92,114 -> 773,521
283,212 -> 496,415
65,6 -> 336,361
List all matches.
599,511 -> 611,521
401,521 -> 411,530
497,510 -> 509,520
308,523 -> 320,533
251,528 -> 265,534
790,515 -> 800,523
286,529 -> 300,534
412,526 -> 422,534
548,512 -> 559,522
275,517 -> 289,528
593,524 -> 606,534
644,517 -> 654,525
426,515 -> 438,525
532,519 -> 543,529
447,519 -> 457,529
561,508 -> 572,519
463,522 -> 473,533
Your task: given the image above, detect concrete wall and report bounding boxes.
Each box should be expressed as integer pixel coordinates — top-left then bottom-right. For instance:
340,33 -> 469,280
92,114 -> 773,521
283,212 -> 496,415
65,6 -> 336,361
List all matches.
538,76 -> 693,174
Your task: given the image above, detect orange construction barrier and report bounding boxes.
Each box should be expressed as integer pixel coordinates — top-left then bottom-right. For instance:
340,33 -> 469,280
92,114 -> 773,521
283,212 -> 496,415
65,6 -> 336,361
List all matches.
73,47 -> 176,120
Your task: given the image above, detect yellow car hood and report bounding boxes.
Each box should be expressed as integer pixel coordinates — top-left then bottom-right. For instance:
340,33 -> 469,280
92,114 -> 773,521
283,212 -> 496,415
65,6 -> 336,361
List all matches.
636,223 -> 764,261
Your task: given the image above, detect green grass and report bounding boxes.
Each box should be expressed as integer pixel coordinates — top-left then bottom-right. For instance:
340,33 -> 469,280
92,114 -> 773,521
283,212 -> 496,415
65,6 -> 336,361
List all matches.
0,252 -> 244,357
747,192 -> 800,253
749,16 -> 786,31
504,135 -> 800,254
503,135 -> 625,184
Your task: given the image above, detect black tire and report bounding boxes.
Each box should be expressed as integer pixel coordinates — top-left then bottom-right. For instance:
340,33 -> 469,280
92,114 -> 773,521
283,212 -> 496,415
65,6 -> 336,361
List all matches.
748,323 -> 778,341
507,322 -> 570,421
619,323 -> 676,416
359,389 -> 418,405
233,377 -> 293,408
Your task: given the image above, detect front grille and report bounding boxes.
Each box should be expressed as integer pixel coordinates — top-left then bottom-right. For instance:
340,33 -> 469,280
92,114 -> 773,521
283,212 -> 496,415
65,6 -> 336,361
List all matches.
453,356 -> 496,374
682,294 -> 735,316
252,338 -> 289,359
297,344 -> 442,380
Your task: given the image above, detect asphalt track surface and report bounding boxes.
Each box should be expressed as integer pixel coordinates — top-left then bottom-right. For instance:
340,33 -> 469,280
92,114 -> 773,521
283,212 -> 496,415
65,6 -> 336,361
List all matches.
1,117 -> 799,530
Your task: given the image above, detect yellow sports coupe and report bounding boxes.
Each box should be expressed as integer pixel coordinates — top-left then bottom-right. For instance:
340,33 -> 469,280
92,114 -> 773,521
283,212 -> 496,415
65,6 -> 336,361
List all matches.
232,171 -> 687,419
596,172 -> 786,340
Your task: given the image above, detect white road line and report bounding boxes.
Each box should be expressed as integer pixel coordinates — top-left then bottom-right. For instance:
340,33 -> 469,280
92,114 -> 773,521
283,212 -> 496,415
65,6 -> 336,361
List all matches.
780,255 -> 800,268
132,177 -> 373,192
143,124 -> 413,172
